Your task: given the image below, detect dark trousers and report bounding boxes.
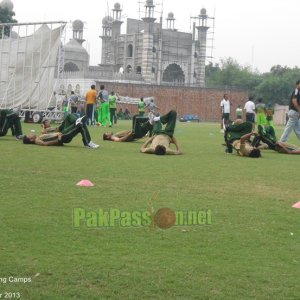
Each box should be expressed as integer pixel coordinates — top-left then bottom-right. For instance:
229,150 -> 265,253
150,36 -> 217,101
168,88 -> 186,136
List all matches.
153,110 -> 177,137
71,107 -> 77,114
225,121 -> 253,153
86,104 -> 94,125
59,113 -> 91,146
132,115 -> 152,138
0,109 -> 23,137
252,125 -> 277,150
246,113 -> 255,123
110,108 -> 117,124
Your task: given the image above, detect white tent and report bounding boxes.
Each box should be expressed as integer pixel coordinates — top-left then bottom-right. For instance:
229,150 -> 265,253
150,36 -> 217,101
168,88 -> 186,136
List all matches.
0,22 -> 66,112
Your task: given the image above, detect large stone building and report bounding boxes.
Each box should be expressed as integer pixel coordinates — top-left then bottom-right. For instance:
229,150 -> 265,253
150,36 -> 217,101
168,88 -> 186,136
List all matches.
62,1 -> 213,95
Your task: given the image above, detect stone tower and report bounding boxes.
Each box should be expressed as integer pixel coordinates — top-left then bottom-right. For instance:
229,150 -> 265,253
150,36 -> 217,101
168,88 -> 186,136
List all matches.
195,8 -> 209,87
111,2 -> 123,39
97,1 -> 212,87
141,0 -> 156,83
100,16 -> 113,65
72,20 -> 85,45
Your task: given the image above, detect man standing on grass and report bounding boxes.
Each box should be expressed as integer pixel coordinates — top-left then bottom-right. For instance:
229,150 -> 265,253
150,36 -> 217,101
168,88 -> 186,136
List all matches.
255,98 -> 267,127
280,80 -> 300,142
220,94 -> 230,133
236,105 -> 243,120
85,84 -> 97,126
109,91 -> 117,126
146,98 -> 159,115
98,85 -> 111,127
69,91 -> 79,114
138,97 -> 146,116
244,96 -> 256,130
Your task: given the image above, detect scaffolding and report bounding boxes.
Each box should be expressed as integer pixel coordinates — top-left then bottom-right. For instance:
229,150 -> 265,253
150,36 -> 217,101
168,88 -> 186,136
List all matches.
0,21 -> 67,122
99,1 -> 215,87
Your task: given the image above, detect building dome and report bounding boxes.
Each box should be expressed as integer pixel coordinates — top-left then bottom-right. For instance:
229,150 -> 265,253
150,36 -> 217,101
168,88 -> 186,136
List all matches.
167,12 -> 174,19
102,16 -> 114,26
200,8 -> 207,15
0,0 -> 14,11
64,39 -> 88,55
146,0 -> 154,6
114,2 -> 121,10
72,20 -> 84,31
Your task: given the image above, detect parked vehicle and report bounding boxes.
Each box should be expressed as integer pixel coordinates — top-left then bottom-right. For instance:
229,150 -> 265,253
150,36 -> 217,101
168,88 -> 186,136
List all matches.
179,114 -> 200,122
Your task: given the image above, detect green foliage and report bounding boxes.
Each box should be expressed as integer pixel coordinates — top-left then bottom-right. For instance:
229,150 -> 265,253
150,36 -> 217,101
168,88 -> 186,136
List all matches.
0,5 -> 17,37
255,66 -> 300,104
206,57 -> 262,91
206,57 -> 300,105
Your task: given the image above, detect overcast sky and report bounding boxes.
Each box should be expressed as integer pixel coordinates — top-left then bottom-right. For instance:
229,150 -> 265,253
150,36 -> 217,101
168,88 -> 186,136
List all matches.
8,0 -> 300,73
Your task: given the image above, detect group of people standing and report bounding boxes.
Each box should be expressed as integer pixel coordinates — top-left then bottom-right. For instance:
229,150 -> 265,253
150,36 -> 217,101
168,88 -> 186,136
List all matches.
85,85 -> 159,127
85,84 -> 118,127
138,97 -> 159,117
220,93 -> 275,133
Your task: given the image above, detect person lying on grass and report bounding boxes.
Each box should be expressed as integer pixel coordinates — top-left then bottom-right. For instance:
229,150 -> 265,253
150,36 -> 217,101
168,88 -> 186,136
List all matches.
0,109 -> 23,140
226,119 -> 300,156
103,114 -> 153,142
23,114 -> 99,148
140,110 -> 182,155
41,119 -> 58,134
275,142 -> 300,154
140,134 -> 182,155
224,120 -> 261,158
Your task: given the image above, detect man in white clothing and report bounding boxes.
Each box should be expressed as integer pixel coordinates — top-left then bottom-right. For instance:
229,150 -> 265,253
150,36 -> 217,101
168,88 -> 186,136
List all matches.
220,94 -> 231,133
244,96 -> 256,130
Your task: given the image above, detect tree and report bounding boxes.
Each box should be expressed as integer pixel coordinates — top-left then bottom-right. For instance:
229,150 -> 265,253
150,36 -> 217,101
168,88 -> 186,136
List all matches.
205,58 -> 300,105
205,57 -> 262,91
254,66 -> 300,105
0,0 -> 17,38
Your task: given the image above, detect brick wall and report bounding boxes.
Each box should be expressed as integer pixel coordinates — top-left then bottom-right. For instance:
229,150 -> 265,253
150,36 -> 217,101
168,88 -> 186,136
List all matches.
96,82 -> 248,121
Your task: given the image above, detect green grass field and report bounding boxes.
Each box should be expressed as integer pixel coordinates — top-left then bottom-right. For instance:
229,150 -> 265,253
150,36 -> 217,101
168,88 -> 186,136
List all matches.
0,120 -> 299,300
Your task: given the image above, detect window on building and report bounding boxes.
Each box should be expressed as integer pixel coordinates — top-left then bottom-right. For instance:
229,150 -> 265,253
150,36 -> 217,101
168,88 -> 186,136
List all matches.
64,62 -> 80,72
162,63 -> 185,83
194,52 -> 198,58
136,66 -> 142,74
126,65 -> 132,73
151,67 -> 156,73
127,44 -> 133,57
152,47 -> 156,53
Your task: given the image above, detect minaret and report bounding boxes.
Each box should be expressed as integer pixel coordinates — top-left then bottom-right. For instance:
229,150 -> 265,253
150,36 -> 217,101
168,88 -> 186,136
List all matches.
111,2 -> 123,40
141,0 -> 156,83
195,8 -> 209,87
100,16 -> 113,64
166,12 -> 176,30
72,20 -> 85,45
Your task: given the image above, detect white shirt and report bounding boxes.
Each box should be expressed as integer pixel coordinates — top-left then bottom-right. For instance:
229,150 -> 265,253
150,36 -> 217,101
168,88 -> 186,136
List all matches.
244,101 -> 255,113
220,99 -> 230,113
